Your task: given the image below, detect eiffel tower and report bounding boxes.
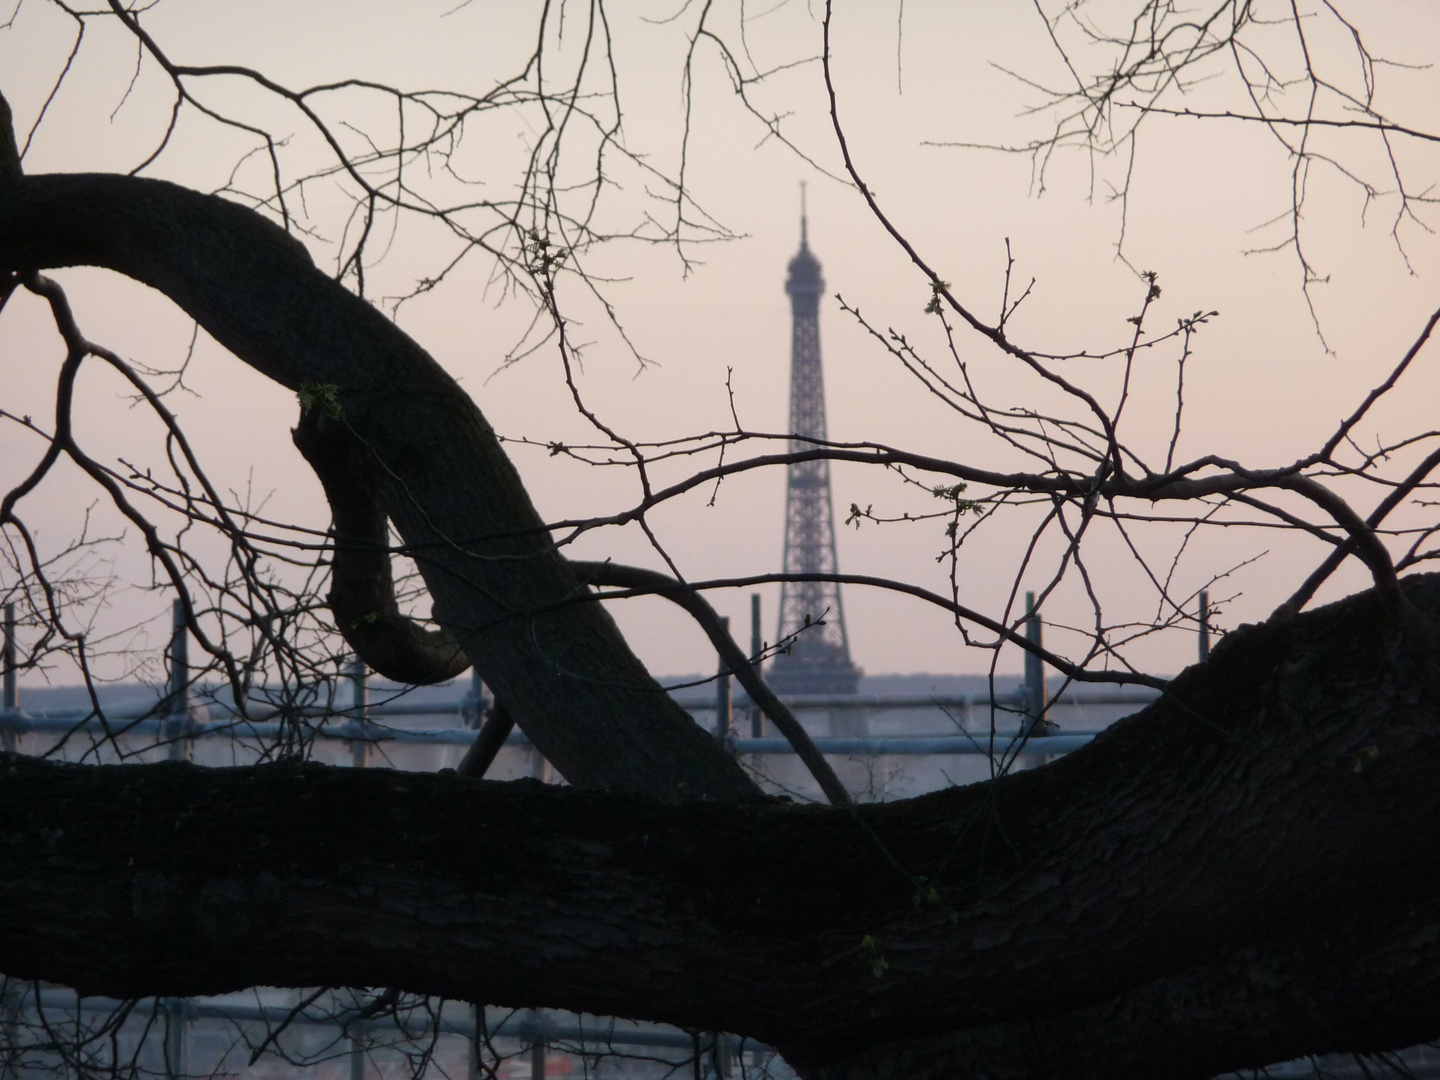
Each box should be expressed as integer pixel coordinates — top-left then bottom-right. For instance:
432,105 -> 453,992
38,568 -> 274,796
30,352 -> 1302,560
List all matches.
766,199 -> 861,696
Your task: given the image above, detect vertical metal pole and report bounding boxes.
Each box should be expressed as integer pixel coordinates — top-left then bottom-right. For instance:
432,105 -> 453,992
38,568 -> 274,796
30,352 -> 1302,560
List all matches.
349,657 -> 369,769
715,1032 -> 732,1079
749,595 -> 763,738
459,667 -> 492,773
1199,589 -> 1212,662
531,724 -> 549,782
1022,592 -> 1046,737
714,616 -> 732,740
167,600 -> 189,712
349,1028 -> 365,1080
462,665 -> 488,729
3,603 -> 16,753
162,997 -> 189,1080
529,1010 -> 546,1080
3,603 -> 16,711
468,1004 -> 483,1080
166,600 -> 191,762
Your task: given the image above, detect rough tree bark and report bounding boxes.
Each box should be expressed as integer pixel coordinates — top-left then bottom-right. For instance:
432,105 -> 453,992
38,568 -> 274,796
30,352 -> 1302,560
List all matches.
2,576 -> 1440,1079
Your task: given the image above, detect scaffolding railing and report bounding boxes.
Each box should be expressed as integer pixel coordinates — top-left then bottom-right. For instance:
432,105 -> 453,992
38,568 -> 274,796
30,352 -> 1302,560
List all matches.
0,595 -> 1215,1079
0,600 -> 1164,756
1,985 -> 777,1080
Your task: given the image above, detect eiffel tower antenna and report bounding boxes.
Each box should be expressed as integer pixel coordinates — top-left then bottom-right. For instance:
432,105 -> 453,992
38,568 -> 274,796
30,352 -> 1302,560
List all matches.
767,195 -> 860,696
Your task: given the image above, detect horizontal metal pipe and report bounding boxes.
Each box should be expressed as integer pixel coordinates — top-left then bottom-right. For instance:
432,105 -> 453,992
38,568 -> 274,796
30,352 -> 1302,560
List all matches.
733,734 -> 1097,755
16,989 -> 764,1055
0,712 -> 1099,755
0,712 -> 1100,754
0,715 -> 481,745
0,686 -> 1161,726
674,691 -> 1157,710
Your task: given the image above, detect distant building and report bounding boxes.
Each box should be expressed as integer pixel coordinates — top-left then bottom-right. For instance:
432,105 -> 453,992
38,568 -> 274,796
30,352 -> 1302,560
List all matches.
768,202 -> 861,696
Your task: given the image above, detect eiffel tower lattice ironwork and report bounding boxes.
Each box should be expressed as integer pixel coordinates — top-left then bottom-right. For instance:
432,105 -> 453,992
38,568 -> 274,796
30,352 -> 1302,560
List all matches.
766,204 -> 861,696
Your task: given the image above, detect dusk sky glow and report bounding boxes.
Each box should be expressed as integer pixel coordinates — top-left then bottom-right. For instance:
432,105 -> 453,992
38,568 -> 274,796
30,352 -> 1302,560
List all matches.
3,1 -> 1440,688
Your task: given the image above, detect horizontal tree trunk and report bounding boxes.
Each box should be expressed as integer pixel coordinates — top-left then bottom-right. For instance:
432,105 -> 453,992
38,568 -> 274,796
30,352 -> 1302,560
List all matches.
3,576 -> 1440,1078
0,168 -> 754,802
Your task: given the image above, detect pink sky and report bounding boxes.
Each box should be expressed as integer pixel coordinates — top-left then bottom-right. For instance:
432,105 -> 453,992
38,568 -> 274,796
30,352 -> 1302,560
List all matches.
3,2 -> 1439,686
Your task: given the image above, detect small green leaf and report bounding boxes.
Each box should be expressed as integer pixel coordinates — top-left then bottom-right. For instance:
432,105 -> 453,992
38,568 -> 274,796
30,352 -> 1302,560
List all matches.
298,381 -> 343,420
859,934 -> 889,978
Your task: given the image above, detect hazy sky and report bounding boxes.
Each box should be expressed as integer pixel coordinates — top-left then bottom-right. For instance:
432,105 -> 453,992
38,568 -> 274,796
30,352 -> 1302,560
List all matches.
3,1 -> 1440,686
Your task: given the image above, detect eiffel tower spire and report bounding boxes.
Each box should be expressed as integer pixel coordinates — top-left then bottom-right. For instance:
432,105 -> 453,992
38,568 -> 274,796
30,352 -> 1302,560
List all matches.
767,198 -> 861,696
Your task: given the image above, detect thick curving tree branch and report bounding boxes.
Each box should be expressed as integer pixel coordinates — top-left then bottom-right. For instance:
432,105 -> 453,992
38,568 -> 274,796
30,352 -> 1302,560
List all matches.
291,402 -> 472,686
292,397 -> 853,801
0,91 -> 754,802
